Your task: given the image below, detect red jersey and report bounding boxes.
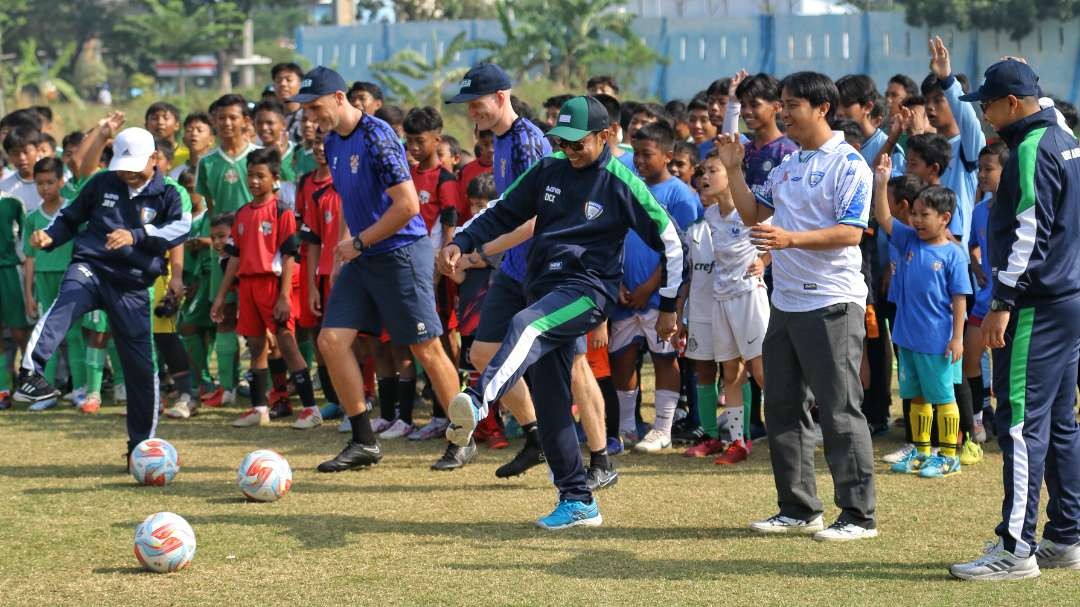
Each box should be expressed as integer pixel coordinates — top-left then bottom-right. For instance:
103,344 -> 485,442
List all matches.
231,196 -> 297,277
302,183 -> 343,277
411,164 -> 462,234
457,159 -> 493,222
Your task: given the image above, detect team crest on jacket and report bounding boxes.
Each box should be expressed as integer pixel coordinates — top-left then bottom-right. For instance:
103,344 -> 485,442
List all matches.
808,171 -> 826,187
261,220 -> 273,235
349,154 -> 360,174
140,207 -> 157,224
224,169 -> 239,184
584,200 -> 603,220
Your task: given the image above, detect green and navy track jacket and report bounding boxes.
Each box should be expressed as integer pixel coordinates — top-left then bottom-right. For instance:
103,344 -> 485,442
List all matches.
452,145 -> 685,312
990,107 -> 1080,308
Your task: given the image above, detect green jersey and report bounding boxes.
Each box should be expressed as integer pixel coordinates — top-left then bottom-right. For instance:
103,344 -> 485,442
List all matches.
183,210 -> 211,282
164,175 -> 193,214
0,197 -> 25,267
195,143 -> 260,216
292,146 -> 318,179
23,203 -> 72,272
280,142 -> 298,184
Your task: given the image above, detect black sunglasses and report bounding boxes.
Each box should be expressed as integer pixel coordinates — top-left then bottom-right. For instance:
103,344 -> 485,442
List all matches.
554,131 -> 601,152
980,97 -> 1005,113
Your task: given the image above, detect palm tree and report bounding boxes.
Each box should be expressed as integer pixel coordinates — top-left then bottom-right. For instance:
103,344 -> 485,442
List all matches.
370,31 -> 497,105
8,39 -> 84,107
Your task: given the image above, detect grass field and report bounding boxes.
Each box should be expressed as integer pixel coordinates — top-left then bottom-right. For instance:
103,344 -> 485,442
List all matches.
0,379 -> 1076,606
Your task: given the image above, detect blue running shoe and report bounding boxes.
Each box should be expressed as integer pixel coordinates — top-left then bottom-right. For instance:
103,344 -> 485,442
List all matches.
320,402 -> 343,420
606,436 -> 624,456
919,454 -> 961,478
29,397 -> 58,412
536,499 -> 603,530
890,449 -> 927,474
446,391 -> 485,446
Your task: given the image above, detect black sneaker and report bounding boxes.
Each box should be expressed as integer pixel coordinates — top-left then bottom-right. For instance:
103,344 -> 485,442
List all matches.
672,423 -> 705,445
13,370 -> 60,404
495,441 -> 545,478
586,465 -> 619,492
317,441 -> 382,472
269,401 -> 293,420
431,439 -> 477,471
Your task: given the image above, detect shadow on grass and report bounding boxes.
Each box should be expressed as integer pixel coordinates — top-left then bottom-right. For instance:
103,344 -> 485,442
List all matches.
91,566 -> 149,575
0,464 -> 230,479
448,548 -> 956,582
21,479 -> 374,498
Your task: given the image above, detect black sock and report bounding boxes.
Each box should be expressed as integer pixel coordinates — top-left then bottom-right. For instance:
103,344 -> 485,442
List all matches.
522,422 -> 541,448
269,357 -> 289,393
750,377 -> 763,426
173,372 -> 193,398
398,378 -> 417,424
350,410 -> 376,445
902,399 -> 912,443
251,368 -> 269,407
318,365 -> 339,404
967,376 -> 985,421
955,380 -> 974,444
599,376 -> 620,439
376,377 -> 398,421
590,449 -> 610,471
292,369 -> 315,408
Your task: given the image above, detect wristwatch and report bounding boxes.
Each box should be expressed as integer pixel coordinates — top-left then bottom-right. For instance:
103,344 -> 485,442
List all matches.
352,236 -> 366,252
990,298 -> 1014,312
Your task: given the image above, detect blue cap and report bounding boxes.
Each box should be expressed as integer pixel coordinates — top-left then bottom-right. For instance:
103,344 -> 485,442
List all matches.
445,63 -> 512,104
959,60 -> 1040,102
288,66 -> 347,104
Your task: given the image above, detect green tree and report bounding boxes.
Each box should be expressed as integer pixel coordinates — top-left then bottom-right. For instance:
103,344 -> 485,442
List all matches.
115,0 -> 244,94
5,39 -> 83,108
370,31 -> 497,105
357,0 -> 497,21
491,0 -> 662,91
900,0 -> 1080,41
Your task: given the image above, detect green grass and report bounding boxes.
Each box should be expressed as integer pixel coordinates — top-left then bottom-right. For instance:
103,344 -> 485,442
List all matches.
0,385 -> 1074,606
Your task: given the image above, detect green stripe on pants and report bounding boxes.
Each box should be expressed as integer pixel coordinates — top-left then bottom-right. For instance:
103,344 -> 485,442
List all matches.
1008,308 -> 1035,428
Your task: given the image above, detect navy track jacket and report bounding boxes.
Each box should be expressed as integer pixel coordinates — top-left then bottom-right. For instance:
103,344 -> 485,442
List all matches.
990,107 -> 1080,308
44,169 -> 191,288
452,146 -> 685,312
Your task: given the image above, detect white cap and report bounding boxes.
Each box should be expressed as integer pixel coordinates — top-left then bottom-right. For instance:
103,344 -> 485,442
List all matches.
108,127 -> 156,172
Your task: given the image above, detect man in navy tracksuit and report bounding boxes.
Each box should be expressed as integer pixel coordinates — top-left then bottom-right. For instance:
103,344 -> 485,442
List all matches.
438,97 -> 685,529
951,61 -> 1080,580
16,127 -> 190,457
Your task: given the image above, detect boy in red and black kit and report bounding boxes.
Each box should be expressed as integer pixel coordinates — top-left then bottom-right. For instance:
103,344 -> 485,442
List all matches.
210,148 -> 322,429
403,107 -> 464,362
456,127 -> 494,221
297,134 -> 345,420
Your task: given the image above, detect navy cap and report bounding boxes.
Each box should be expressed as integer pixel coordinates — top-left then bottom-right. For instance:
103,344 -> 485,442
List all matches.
288,66 -> 347,104
445,63 -> 512,104
959,60 -> 1040,103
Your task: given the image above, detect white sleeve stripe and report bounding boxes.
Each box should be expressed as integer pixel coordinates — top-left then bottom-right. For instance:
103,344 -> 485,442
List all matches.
454,198 -> 499,236
658,220 -> 684,300
144,212 -> 192,241
998,205 -> 1037,287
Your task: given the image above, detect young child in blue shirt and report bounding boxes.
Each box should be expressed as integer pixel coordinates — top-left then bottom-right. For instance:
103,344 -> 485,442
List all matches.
874,157 -> 972,479
610,121 -> 701,452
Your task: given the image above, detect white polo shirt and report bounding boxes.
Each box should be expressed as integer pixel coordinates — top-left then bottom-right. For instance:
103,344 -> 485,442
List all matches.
755,131 -> 871,313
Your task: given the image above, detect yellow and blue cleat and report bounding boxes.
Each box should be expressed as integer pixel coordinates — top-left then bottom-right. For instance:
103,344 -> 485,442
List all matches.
890,450 -> 928,474
919,454 -> 961,478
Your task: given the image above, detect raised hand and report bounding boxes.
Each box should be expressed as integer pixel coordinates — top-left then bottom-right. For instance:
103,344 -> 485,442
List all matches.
929,36 -> 951,80
714,133 -> 745,170
874,152 -> 892,185
728,69 -> 750,97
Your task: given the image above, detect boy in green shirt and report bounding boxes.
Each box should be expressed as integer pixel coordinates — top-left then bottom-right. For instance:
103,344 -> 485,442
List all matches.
0,189 -> 31,409
21,157 -> 86,410
196,95 -> 259,216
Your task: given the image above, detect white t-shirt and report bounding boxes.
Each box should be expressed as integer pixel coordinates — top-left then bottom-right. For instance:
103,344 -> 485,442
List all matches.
755,131 -> 871,313
708,205 -> 765,301
0,172 -> 42,214
685,217 -> 715,323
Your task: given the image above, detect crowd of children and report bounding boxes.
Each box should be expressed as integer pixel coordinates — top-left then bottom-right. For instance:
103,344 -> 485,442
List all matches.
1,42 -> 1078,486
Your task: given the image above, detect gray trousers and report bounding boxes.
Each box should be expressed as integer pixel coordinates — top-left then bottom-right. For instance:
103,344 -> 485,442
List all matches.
763,302 -> 877,527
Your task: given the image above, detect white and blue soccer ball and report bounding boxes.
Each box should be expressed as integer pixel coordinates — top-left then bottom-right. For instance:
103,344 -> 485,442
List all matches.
130,438 -> 180,486
237,449 -> 292,502
134,512 -> 196,573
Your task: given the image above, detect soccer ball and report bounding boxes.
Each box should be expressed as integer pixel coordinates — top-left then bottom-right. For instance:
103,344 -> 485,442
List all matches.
237,449 -> 292,502
130,438 -> 180,486
133,512 -> 196,573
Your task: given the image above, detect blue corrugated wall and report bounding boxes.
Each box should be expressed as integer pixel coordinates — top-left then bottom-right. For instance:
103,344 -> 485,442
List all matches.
296,12 -> 1080,104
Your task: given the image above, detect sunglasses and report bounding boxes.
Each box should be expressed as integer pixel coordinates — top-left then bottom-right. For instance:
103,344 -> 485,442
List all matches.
980,97 -> 1005,113
554,131 -> 600,152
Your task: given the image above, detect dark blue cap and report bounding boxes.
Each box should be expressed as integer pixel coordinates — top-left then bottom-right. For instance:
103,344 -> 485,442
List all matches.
445,63 -> 512,104
959,60 -> 1040,102
288,66 -> 347,104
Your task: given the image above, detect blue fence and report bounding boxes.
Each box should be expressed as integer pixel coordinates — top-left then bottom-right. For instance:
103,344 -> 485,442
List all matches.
296,12 -> 1080,104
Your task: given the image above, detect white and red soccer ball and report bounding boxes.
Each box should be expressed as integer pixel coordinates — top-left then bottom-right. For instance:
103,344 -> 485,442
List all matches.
237,449 -> 292,502
134,512 -> 196,573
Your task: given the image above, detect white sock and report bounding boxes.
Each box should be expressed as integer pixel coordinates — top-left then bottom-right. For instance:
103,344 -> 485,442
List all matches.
254,405 -> 268,413
617,389 -> 638,434
653,389 -> 680,435
723,404 -> 744,443
717,409 -> 732,442
973,410 -> 983,426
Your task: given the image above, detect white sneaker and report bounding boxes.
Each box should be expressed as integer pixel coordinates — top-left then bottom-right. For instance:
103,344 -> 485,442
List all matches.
950,540 -> 1041,581
164,394 -> 196,419
1035,538 -> 1080,570
292,406 -> 323,429
231,407 -> 270,427
750,513 -> 825,535
222,389 -> 236,406
338,417 -> 352,433
408,417 -> 449,440
379,418 -> 414,439
633,429 -> 672,453
813,520 -> 880,542
113,384 -> 127,404
973,422 -> 988,444
371,417 -> 393,433
882,443 -> 916,464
